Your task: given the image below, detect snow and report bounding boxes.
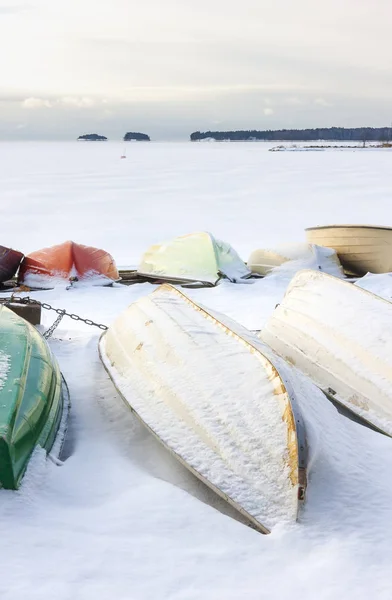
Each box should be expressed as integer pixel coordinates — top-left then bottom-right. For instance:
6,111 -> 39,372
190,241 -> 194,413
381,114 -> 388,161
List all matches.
0,349 -> 10,392
0,142 -> 392,599
22,270 -> 116,290
355,272 -> 392,300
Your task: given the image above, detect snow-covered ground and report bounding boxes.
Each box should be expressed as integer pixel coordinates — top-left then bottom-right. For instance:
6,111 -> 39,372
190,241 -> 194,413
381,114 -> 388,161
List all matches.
1,142 -> 392,599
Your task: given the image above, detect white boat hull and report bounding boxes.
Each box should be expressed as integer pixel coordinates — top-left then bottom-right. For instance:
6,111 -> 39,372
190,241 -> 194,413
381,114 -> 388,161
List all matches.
306,225 -> 392,274
248,243 -> 343,276
260,270 -> 392,436
99,284 -> 307,533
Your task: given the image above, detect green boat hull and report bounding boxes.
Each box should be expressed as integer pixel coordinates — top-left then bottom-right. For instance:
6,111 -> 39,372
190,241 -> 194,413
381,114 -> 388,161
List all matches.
0,305 -> 65,489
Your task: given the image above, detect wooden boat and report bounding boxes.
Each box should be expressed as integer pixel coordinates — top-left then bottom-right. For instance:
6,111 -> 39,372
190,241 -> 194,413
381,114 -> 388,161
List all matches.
99,284 -> 307,534
0,305 -> 69,489
247,243 -> 343,276
247,249 -> 288,276
0,246 -> 23,283
260,269 -> 392,436
306,225 -> 392,275
18,241 -> 119,287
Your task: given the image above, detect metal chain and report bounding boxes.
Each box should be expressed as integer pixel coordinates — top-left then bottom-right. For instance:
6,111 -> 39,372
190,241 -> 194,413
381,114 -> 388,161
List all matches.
43,310 -> 66,339
3,295 -> 108,338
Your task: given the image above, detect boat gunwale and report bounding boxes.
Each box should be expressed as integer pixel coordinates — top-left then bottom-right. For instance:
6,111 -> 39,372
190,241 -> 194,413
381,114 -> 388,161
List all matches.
306,224 -> 392,232
135,271 -> 217,286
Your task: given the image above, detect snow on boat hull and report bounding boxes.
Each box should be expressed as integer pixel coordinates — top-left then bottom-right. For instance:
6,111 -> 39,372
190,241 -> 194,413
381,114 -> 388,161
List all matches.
306,225 -> 392,275
0,246 -> 23,283
248,243 -> 343,276
0,306 -> 68,489
18,241 -> 119,287
260,270 -> 392,436
99,284 -> 306,534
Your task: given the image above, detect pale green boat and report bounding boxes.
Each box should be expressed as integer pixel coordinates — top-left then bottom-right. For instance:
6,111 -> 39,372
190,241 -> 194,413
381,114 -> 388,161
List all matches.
0,305 -> 68,489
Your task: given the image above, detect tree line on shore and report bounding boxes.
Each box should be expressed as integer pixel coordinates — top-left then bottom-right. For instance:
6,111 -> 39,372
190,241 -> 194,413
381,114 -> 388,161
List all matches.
76,127 -> 392,143
190,128 -> 392,142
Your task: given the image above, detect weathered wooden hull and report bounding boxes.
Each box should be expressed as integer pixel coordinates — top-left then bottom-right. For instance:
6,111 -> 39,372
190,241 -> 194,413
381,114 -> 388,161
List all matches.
0,246 -> 23,283
99,284 -> 307,534
0,306 -> 68,489
260,270 -> 392,436
18,241 -> 119,287
306,225 -> 392,275
247,249 -> 287,276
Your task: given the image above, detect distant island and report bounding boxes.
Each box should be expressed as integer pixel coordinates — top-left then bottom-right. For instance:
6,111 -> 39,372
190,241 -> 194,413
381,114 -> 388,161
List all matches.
190,127 -> 392,142
123,132 -> 150,141
77,134 -> 107,141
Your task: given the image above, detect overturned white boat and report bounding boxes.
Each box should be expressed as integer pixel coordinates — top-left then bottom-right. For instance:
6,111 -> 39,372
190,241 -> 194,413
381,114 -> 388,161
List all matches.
247,243 -> 343,277
260,270 -> 392,436
99,285 -> 307,533
137,231 -> 251,286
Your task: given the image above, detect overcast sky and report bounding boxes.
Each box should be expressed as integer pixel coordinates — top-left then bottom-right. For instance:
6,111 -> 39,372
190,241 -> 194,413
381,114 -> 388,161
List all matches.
1,0 -> 391,140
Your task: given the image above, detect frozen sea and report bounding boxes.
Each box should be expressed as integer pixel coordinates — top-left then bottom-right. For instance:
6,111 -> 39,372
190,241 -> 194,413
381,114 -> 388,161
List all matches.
1,140 -> 391,264
0,141 -> 392,600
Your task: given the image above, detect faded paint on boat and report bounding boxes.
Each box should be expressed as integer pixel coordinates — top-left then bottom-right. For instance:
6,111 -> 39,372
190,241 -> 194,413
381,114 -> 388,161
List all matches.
0,306 -> 65,489
260,269 -> 392,436
306,224 -> 392,274
18,241 -> 119,286
99,284 -> 307,534
0,246 -> 23,283
138,232 -> 250,285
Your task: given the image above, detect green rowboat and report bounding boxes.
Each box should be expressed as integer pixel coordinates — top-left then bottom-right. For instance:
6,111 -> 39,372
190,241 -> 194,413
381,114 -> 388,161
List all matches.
0,305 -> 67,489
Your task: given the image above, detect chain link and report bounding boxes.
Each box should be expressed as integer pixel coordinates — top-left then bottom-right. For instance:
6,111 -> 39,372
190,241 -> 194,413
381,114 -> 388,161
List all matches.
3,295 -> 108,338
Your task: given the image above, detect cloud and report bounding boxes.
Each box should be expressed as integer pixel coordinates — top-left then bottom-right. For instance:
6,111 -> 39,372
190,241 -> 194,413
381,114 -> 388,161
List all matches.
1,0 -> 391,139
22,96 -> 98,109
23,97 -> 53,109
60,96 -> 96,108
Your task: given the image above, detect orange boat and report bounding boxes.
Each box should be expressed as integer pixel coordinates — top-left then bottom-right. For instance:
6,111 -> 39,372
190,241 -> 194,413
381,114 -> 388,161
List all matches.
18,241 -> 119,287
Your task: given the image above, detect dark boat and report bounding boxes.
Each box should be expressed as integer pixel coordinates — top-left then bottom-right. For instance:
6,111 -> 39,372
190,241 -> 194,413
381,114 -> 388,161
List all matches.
0,246 -> 24,284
